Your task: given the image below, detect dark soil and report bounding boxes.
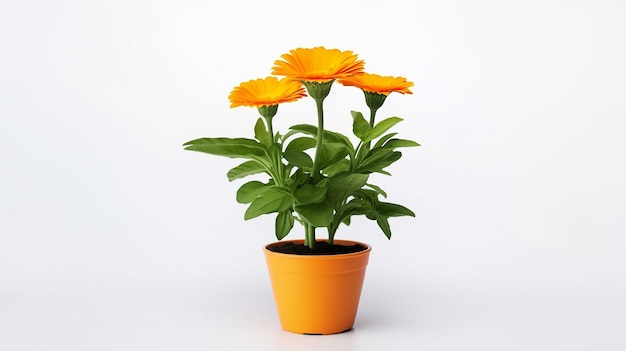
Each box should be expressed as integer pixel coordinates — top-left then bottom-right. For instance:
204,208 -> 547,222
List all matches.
267,241 -> 367,255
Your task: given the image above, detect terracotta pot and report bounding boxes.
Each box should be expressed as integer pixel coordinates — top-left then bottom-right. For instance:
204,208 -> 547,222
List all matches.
263,239 -> 371,335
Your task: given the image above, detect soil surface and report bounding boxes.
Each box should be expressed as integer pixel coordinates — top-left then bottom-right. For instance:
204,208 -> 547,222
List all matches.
267,241 -> 367,255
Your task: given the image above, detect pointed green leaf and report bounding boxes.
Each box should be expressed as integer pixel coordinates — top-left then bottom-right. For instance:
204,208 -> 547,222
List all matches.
275,211 -> 295,240
244,187 -> 293,220
285,137 -> 316,152
376,202 -> 415,217
183,137 -> 267,159
236,181 -> 267,204
323,158 -> 350,176
327,131 -> 355,154
351,111 -> 370,141
289,124 -> 355,153
294,180 -> 328,205
319,142 -> 349,170
359,149 -> 402,173
254,118 -> 272,146
288,124 -> 317,136
365,183 -> 387,198
227,161 -> 267,182
329,198 -> 371,235
384,138 -> 421,149
326,173 -> 369,208
363,117 -> 403,143
283,149 -> 313,169
296,199 -> 334,227
355,188 -> 381,202
373,133 -> 398,149
376,215 -> 392,239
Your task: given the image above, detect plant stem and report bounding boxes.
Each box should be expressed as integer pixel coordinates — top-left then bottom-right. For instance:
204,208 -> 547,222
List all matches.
311,98 -> 325,180
303,98 -> 326,250
369,107 -> 379,127
267,117 -> 274,143
304,221 -> 316,249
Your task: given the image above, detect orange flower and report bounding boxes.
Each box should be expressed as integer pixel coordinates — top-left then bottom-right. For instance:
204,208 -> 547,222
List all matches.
272,47 -> 365,83
338,73 -> 414,95
228,77 -> 306,108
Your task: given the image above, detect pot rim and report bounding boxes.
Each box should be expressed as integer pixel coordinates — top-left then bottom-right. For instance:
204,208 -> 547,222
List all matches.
264,239 -> 371,258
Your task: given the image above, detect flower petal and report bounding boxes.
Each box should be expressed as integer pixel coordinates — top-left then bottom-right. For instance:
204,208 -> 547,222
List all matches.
228,77 -> 307,108
338,73 -> 414,95
272,46 -> 365,83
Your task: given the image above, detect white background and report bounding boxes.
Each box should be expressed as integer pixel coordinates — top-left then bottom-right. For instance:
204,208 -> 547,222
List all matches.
1,0 -> 625,350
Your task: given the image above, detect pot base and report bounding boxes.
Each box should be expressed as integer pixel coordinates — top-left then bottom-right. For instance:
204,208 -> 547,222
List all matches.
303,327 -> 353,336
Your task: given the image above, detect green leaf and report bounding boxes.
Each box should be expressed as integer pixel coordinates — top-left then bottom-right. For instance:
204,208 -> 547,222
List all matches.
289,124 -> 355,152
365,183 -> 387,198
363,117 -> 403,143
327,131 -> 355,154
283,137 -> 315,169
319,142 -> 349,170
183,137 -> 267,159
363,148 -> 395,163
326,173 -> 369,208
287,124 -> 317,137
254,118 -> 272,146
244,187 -> 293,220
275,211 -> 294,240
283,150 -> 313,169
359,149 -> 402,174
323,158 -> 350,176
227,161 -> 267,182
376,215 -> 392,239
373,133 -> 398,149
355,188 -> 381,202
329,198 -> 371,235
285,136 -> 316,152
376,202 -> 415,217
384,138 -> 421,149
351,111 -> 370,141
296,199 -> 334,227
236,181 -> 267,204
294,180 -> 328,205
287,168 -> 310,189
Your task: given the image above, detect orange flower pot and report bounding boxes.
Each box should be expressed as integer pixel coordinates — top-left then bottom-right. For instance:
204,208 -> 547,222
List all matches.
264,239 -> 371,335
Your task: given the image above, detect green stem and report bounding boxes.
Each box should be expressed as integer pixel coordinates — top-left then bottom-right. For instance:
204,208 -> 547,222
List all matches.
303,98 -> 326,250
369,107 -> 379,127
267,117 -> 275,143
304,222 -> 316,249
311,98 -> 325,180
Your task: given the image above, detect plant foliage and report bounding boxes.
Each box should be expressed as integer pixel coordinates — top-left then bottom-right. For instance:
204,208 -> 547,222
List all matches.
184,47 -> 419,249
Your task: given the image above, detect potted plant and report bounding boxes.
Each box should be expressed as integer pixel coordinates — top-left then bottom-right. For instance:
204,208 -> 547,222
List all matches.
184,46 -> 418,334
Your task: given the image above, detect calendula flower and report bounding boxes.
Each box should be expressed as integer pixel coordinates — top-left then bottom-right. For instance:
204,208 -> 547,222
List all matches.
339,73 -> 414,113
338,73 -> 413,95
228,77 -> 307,109
272,47 -> 365,101
272,47 -> 365,83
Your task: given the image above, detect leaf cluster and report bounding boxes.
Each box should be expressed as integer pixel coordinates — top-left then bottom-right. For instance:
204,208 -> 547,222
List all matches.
184,109 -> 420,243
